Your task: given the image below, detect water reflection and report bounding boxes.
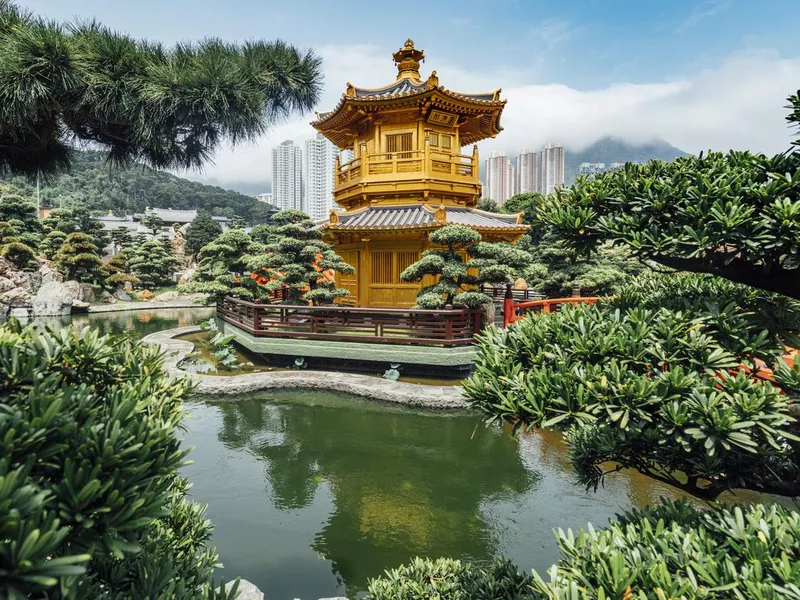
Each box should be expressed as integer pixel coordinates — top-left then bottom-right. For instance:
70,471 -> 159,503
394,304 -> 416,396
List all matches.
182,392 -> 697,599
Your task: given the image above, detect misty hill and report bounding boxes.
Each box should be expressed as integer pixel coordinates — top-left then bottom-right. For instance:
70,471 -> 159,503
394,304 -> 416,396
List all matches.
2,151 -> 275,224
564,137 -> 689,184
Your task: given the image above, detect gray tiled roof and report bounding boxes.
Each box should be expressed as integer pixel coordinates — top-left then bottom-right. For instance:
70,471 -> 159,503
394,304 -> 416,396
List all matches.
147,208 -> 198,223
354,79 -> 427,98
330,205 -> 525,230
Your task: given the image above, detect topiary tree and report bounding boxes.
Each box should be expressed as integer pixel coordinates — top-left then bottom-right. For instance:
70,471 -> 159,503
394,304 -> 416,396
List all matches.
141,213 -> 166,237
475,197 -> 500,212
0,1 -> 322,178
0,321 -> 239,599
185,212 -> 223,257
110,227 -> 135,255
103,252 -> 140,290
127,239 -> 182,289
541,93 -> 800,300
179,229 -> 265,301
0,220 -> 37,269
400,225 -> 532,309
246,209 -> 354,305
38,229 -> 67,260
53,232 -> 105,282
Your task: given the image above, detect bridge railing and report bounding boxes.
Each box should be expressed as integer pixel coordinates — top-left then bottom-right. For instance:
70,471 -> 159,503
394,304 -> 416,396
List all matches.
218,296 -> 483,347
504,296 -> 601,326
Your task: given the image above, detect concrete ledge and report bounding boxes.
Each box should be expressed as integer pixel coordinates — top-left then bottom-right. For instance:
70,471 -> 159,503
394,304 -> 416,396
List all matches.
88,300 -> 213,313
217,318 -> 478,367
141,326 -> 470,410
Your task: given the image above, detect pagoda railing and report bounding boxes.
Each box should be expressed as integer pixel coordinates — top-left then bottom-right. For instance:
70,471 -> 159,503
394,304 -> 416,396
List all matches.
218,296 -> 483,347
336,147 -> 477,188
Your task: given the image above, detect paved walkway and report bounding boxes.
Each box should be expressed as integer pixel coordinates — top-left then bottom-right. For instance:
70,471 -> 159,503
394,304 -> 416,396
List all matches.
141,326 -> 470,409
88,300 -> 214,313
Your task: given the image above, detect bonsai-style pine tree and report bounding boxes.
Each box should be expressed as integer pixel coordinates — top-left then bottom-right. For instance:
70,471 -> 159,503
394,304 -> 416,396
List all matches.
185,212 -> 223,257
0,1 -> 322,178
39,229 -> 68,259
53,232 -> 105,282
110,227 -> 135,254
0,191 -> 43,253
247,209 -> 354,305
179,229 -> 264,301
141,213 -> 166,237
0,220 -> 37,269
127,239 -> 182,289
400,225 -> 531,309
104,252 -> 140,290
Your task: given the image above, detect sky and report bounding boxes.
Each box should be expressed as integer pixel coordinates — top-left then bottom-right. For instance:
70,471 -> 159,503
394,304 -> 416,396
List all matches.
19,0 -> 800,193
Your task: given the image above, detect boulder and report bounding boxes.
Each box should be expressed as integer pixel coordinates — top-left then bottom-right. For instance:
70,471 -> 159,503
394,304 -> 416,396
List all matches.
101,291 -> 117,304
0,276 -> 15,294
154,290 -> 180,302
218,580 -> 264,600
1,287 -> 33,307
178,268 -> 196,285
71,299 -> 90,312
38,261 -> 63,284
63,281 -> 83,302
79,283 -> 95,302
137,289 -> 155,301
9,307 -> 30,319
513,277 -> 528,290
32,281 -> 80,316
113,289 -> 132,302
123,280 -> 134,293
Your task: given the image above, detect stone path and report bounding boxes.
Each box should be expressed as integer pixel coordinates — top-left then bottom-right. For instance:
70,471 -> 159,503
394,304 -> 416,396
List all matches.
142,326 -> 470,409
88,300 -> 214,314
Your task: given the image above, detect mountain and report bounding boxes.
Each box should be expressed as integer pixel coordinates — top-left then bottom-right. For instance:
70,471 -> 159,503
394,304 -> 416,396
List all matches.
564,137 -> 689,184
2,151 -> 276,224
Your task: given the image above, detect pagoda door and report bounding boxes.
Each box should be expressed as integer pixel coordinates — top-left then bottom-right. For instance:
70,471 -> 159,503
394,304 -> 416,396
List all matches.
336,250 -> 360,306
367,248 -> 420,308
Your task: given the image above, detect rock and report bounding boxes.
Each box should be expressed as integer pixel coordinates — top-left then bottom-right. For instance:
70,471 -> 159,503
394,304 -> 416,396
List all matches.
79,283 -> 95,302
123,280 -> 134,293
218,579 -> 264,600
63,281 -> 82,301
0,276 -> 15,294
10,307 -> 30,319
101,291 -> 117,304
38,261 -> 63,284
1,287 -> 33,307
178,268 -> 196,285
113,289 -> 132,302
137,289 -> 155,301
71,299 -> 90,312
32,281 -> 79,316
513,277 -> 528,290
154,290 -> 180,302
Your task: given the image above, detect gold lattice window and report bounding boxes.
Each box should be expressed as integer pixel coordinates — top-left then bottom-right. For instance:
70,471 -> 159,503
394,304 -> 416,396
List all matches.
429,133 -> 439,147
386,133 -> 413,158
441,135 -> 452,150
372,252 -> 393,284
397,251 -> 419,280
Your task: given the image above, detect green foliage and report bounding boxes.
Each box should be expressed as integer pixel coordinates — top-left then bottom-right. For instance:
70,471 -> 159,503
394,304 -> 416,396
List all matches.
141,213 -> 166,236
501,192 -> 545,242
476,198 -> 500,212
0,321 -> 237,599
0,220 -> 37,269
369,500 -> 800,599
110,227 -> 134,254
464,273 -> 800,499
180,229 -> 264,301
127,239 -> 181,289
104,252 -> 140,289
0,191 -> 41,234
52,232 -> 104,282
400,225 -> 531,309
246,209 -> 354,305
185,212 -> 223,257
543,143 -> 800,299
367,557 -> 533,600
39,230 -> 67,260
0,1 -> 322,178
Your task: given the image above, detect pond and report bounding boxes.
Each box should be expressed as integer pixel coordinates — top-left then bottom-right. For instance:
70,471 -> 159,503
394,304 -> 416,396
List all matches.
181,392 -> 687,599
25,307 -> 215,338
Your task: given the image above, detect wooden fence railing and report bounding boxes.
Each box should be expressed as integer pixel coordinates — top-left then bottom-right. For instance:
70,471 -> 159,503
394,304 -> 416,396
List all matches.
504,296 -> 601,326
218,296 -> 483,347
479,284 -> 544,303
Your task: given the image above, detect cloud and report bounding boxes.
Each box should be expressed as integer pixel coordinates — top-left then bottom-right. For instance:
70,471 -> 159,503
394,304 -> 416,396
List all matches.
184,45 -> 800,190
675,0 -> 730,33
528,19 -> 578,50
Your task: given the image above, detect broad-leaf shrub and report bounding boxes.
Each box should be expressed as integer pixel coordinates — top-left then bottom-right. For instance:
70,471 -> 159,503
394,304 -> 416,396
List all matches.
367,501 -> 800,600
0,321 -> 235,599
464,274 -> 800,499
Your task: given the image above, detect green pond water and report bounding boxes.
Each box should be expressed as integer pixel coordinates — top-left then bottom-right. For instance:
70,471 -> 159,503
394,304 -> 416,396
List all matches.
25,309 -> 784,599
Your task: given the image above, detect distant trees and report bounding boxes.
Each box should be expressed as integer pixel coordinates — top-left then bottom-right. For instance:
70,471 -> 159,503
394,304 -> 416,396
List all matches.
141,213 -> 166,237
185,213 -> 223,257
0,1 -> 322,179
476,198 -> 500,212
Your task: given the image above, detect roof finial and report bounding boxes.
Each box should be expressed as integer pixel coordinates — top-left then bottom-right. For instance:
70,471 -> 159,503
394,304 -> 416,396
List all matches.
392,39 -> 425,81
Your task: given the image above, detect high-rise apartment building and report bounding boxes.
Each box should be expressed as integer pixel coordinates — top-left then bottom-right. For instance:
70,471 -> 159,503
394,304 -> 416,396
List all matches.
304,133 -> 337,220
484,151 -> 515,204
256,192 -> 274,205
272,140 -> 303,211
577,162 -> 606,177
539,143 -> 565,195
516,149 -> 539,194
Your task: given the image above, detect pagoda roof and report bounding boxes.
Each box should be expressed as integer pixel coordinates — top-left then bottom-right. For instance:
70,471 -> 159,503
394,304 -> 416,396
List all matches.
312,40 -> 505,148
318,205 -> 527,233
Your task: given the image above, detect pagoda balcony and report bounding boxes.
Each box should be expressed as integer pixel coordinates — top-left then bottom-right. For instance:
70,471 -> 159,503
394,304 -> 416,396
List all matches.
335,147 -> 479,193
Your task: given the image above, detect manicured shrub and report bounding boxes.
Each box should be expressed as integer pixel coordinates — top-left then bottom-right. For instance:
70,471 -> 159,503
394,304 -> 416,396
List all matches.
0,321 -> 236,599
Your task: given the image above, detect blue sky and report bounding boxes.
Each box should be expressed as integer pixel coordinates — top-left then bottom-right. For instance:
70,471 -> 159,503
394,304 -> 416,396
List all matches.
19,0 -> 800,189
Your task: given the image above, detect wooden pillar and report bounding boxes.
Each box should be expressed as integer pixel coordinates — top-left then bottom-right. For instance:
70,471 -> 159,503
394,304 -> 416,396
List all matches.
360,236 -> 370,307
503,284 -> 514,327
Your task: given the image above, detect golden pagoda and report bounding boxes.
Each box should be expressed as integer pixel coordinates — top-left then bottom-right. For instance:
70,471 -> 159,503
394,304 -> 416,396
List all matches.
313,39 -> 528,308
